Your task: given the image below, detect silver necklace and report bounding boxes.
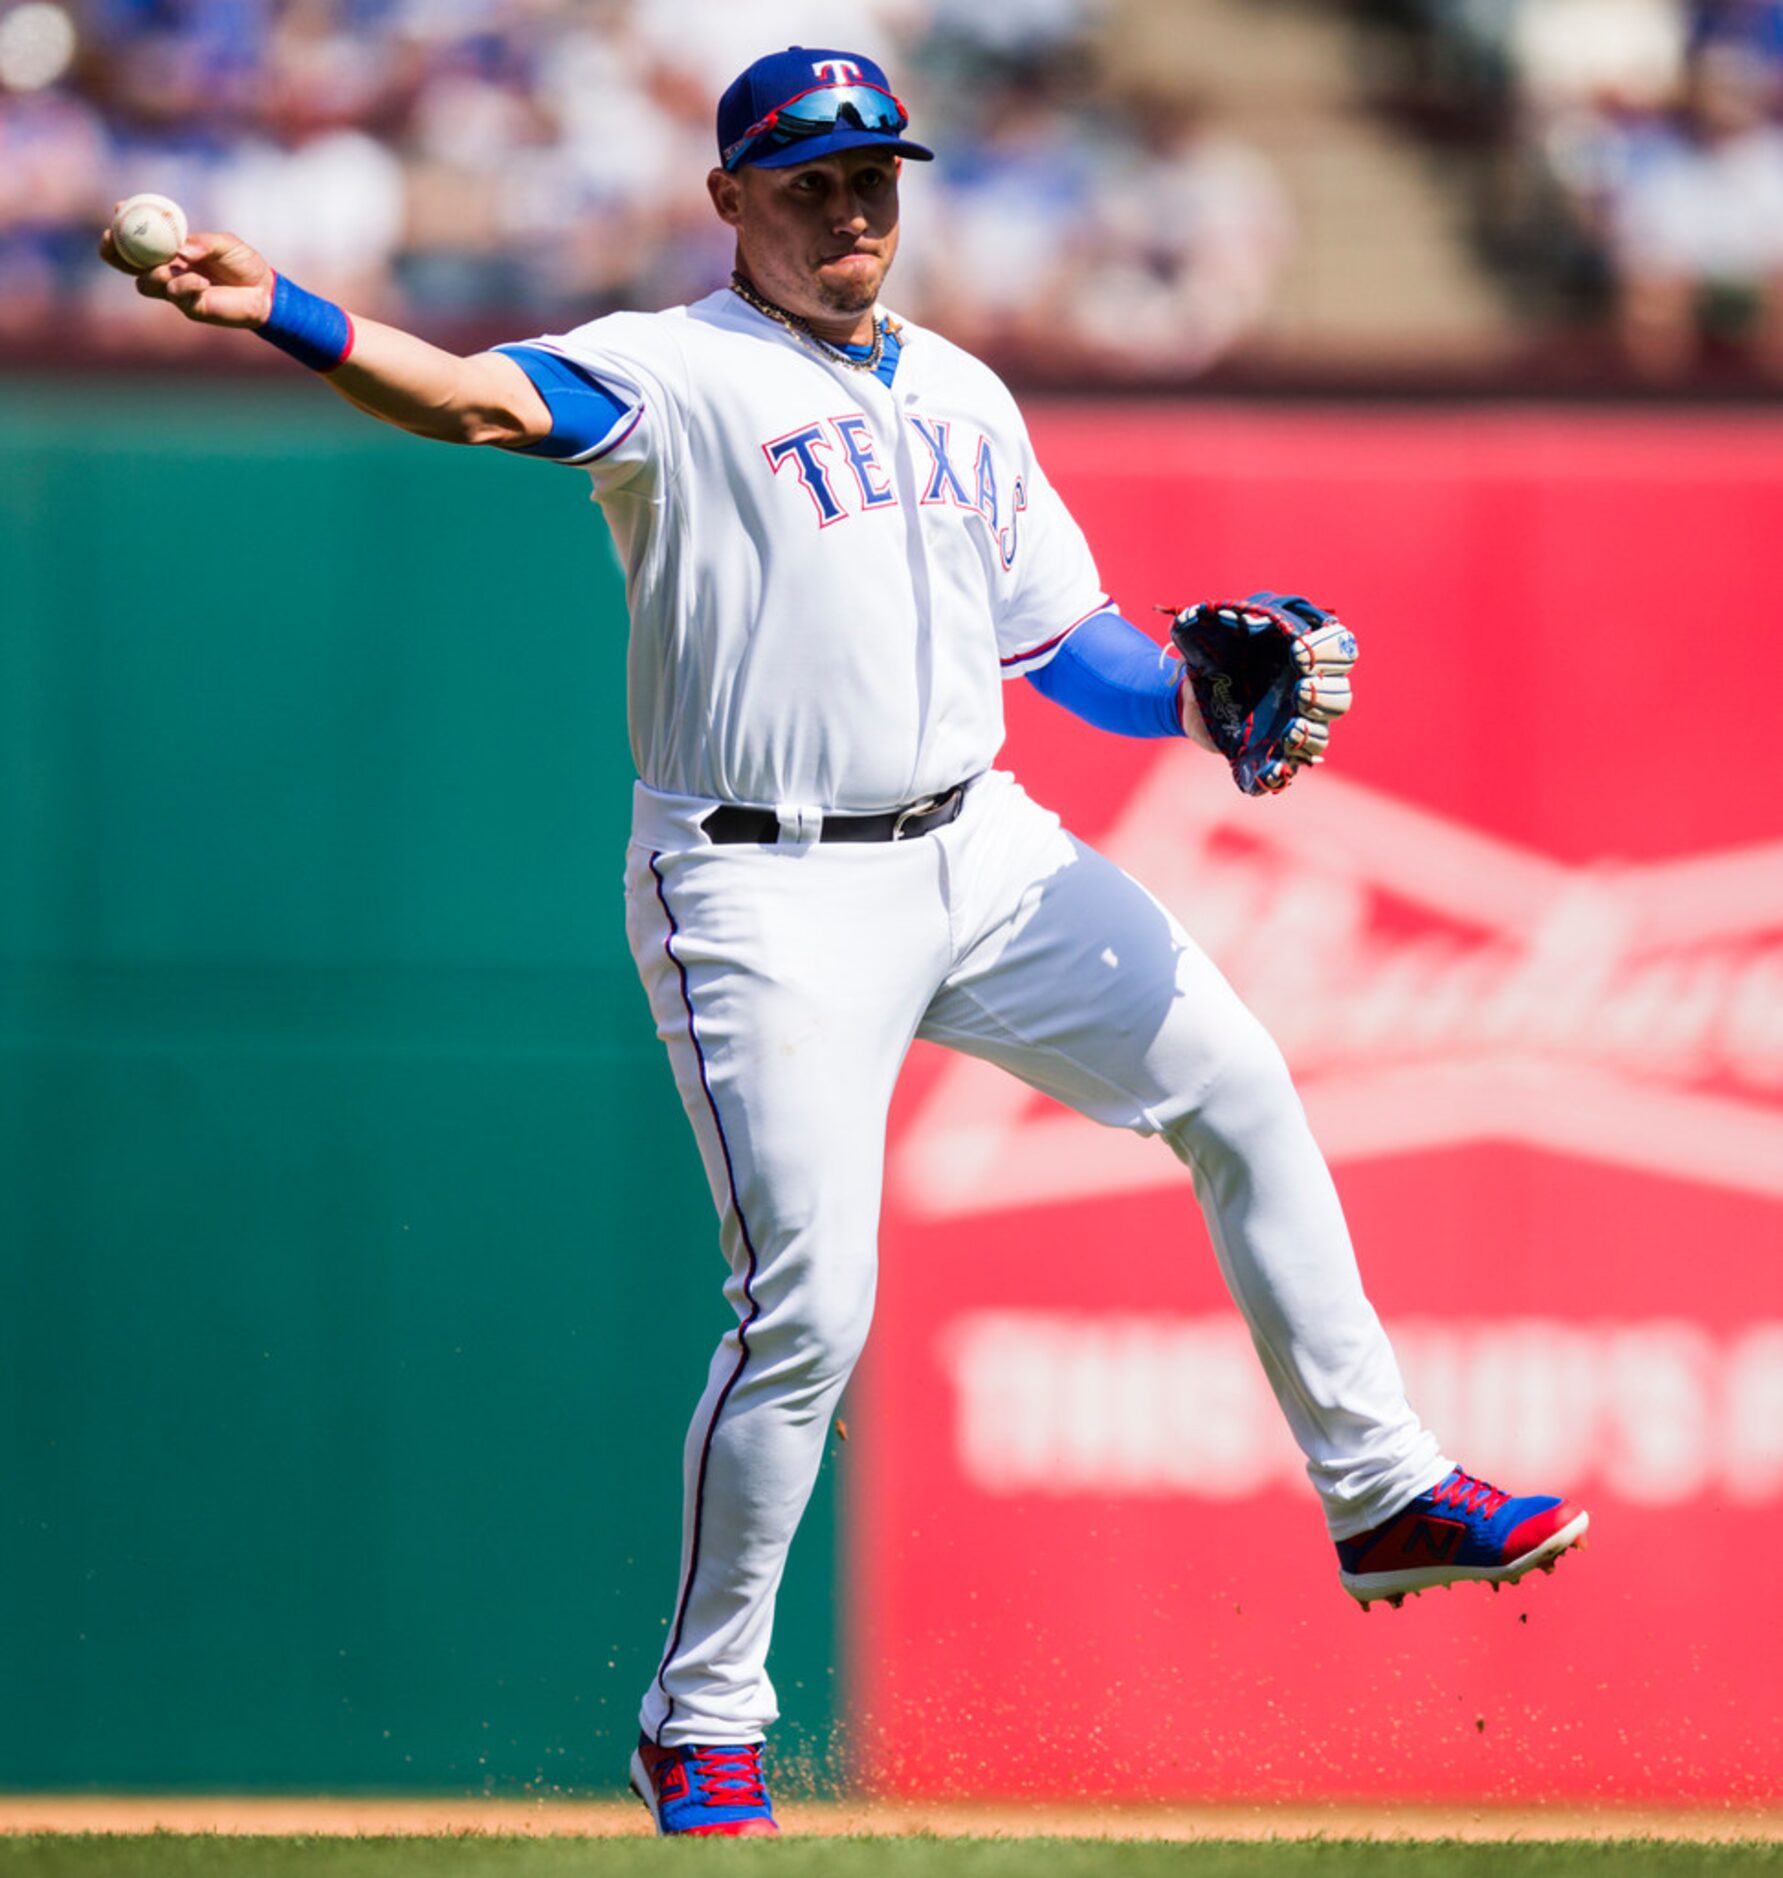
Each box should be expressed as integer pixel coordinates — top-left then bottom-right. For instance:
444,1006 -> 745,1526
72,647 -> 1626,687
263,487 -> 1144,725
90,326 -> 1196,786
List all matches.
730,271 -> 887,373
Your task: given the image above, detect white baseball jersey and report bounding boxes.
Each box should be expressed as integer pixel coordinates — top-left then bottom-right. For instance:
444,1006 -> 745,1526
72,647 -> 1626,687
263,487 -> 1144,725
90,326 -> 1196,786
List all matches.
516,290 -> 1108,813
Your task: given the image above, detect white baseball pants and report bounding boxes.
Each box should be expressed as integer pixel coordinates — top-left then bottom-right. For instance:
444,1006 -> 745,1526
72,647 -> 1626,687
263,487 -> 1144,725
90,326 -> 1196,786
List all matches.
624,769 -> 1449,1748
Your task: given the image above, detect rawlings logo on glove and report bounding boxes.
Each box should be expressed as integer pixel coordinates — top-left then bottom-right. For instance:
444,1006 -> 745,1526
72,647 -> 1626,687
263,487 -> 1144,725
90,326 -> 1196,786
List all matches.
1167,592 -> 1358,796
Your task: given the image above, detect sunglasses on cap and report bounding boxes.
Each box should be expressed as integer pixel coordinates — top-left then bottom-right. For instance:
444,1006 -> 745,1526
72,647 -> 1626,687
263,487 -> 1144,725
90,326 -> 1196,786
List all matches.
721,81 -> 912,171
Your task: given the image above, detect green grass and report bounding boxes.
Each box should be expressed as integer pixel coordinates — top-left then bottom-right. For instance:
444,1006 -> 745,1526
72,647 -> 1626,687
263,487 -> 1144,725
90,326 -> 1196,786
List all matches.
0,1840 -> 1777,1878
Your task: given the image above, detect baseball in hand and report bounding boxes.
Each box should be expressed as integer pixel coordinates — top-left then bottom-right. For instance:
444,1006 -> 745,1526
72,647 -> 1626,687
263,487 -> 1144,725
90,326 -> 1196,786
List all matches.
110,194 -> 189,271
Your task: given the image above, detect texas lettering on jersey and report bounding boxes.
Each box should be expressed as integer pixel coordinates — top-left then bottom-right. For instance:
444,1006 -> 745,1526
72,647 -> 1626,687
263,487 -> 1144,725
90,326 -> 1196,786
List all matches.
518,292 -> 1107,806
762,409 -> 1028,569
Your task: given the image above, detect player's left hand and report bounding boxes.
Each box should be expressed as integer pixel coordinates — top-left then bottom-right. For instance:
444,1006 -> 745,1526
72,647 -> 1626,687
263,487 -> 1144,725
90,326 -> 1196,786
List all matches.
1169,592 -> 1357,796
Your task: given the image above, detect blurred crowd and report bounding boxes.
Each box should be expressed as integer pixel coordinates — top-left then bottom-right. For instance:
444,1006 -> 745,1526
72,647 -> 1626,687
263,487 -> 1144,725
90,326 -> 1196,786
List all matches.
0,0 -> 1291,375
1358,0 -> 1783,378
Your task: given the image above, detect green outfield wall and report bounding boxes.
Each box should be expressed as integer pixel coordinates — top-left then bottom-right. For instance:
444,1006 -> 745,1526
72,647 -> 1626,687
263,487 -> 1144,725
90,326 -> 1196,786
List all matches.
0,377 -> 841,1792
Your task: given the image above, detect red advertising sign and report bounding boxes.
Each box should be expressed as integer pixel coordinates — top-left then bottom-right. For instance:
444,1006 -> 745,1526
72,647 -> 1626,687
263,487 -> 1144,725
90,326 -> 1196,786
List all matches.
853,407 -> 1783,1802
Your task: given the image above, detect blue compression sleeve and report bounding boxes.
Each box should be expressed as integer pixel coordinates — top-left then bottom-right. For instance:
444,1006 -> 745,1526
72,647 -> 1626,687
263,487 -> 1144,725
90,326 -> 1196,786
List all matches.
494,344 -> 637,462
1025,609 -> 1187,739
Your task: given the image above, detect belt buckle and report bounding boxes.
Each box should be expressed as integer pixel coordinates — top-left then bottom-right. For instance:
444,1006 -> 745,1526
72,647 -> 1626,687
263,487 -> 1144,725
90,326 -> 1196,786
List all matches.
891,788 -> 952,841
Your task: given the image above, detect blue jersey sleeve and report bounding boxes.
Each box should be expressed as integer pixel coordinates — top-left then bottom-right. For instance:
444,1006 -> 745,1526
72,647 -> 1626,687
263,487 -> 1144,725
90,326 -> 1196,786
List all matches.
1025,608 -> 1187,739
494,344 -> 641,463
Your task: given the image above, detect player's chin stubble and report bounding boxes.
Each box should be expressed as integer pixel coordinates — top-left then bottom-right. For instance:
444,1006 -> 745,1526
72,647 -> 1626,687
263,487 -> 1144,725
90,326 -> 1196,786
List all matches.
814,255 -> 888,316
817,278 -> 878,315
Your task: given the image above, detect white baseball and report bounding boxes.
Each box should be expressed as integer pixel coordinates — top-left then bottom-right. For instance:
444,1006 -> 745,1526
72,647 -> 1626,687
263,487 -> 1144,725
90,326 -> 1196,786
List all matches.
111,193 -> 188,271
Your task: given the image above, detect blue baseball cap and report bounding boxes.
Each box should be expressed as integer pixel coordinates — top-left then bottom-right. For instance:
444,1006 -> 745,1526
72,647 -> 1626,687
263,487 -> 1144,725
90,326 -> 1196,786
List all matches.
717,47 -> 935,172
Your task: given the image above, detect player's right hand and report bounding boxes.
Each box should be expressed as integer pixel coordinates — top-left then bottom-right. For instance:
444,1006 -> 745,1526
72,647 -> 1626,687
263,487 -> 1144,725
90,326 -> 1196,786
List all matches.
99,218 -> 275,329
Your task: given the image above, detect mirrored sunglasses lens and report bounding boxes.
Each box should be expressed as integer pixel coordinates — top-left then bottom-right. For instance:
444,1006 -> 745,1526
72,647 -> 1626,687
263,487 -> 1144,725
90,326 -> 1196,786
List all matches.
773,84 -> 906,134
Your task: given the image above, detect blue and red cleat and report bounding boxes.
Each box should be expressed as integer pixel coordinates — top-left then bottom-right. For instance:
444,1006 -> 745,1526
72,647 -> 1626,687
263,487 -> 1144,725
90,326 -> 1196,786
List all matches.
629,1735 -> 779,1837
1337,1466 -> 1589,1609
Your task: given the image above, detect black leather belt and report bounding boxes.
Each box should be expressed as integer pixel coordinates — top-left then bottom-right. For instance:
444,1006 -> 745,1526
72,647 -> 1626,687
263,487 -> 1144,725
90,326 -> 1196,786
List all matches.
704,780 -> 971,846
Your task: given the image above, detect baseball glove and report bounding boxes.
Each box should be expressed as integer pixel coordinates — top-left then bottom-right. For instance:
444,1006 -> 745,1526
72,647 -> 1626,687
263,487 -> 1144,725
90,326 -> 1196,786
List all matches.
1168,591 -> 1358,796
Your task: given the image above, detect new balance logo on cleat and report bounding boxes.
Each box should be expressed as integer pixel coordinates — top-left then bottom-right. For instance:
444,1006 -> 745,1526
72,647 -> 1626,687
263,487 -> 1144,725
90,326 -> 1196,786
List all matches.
629,1736 -> 779,1837
1336,1467 -> 1589,1609
1398,1518 -> 1463,1563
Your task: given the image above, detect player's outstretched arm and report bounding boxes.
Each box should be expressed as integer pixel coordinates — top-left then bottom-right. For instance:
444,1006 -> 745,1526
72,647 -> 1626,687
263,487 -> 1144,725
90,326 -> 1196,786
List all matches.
99,222 -> 550,450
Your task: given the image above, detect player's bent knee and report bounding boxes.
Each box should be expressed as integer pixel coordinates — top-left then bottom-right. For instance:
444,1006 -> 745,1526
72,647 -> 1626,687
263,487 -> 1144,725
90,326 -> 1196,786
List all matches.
1161,1020 -> 1307,1163
746,1285 -> 876,1395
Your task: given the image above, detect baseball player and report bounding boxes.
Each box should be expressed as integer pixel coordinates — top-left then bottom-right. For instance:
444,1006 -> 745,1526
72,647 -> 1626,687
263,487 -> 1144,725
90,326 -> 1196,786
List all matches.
105,45 -> 1589,1839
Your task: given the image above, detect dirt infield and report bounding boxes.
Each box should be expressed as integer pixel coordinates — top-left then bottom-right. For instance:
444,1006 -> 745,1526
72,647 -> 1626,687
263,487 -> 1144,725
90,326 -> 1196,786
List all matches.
0,1797 -> 1777,1843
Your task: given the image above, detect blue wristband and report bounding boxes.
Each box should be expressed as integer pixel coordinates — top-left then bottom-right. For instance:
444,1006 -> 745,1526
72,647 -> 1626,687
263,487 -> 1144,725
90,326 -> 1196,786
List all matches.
257,271 -> 355,373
